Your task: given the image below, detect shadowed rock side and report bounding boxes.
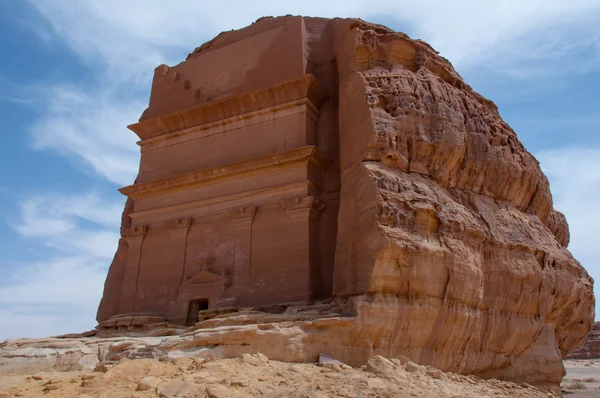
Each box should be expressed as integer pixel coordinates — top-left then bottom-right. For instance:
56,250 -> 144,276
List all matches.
91,16 -> 594,394
565,321 -> 600,359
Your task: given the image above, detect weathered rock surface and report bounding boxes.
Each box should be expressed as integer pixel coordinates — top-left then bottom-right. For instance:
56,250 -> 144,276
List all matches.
0,352 -> 555,398
566,322 -> 600,359
72,15 -> 596,395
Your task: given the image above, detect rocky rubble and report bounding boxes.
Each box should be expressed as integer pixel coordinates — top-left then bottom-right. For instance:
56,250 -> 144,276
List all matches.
0,352 -> 554,398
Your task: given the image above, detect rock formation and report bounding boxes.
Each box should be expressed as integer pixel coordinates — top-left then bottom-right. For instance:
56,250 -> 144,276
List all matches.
565,321 -> 600,359
64,15 -> 595,393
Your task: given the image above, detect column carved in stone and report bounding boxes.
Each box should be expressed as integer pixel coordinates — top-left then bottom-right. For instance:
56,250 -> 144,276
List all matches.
119,225 -> 147,314
165,217 -> 192,298
228,206 -> 256,283
281,197 -> 326,297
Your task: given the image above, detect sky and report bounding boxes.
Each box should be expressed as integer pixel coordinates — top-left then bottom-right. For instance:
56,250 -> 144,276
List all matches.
0,0 -> 599,341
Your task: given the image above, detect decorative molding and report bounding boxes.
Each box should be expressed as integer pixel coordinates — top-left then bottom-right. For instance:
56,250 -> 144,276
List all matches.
140,100 -> 318,153
122,225 -> 147,239
119,146 -> 328,200
282,196 -> 326,220
128,73 -> 327,141
228,206 -> 256,227
128,180 -> 312,225
164,217 -> 192,232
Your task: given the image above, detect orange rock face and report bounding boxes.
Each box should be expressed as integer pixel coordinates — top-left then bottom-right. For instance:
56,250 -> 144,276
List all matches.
97,16 -> 594,392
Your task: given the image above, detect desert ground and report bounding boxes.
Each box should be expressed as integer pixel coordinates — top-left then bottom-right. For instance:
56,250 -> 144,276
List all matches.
562,359 -> 600,397
0,353 -> 564,398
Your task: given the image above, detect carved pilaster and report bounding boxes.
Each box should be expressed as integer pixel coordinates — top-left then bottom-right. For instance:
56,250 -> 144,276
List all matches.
164,218 -> 192,296
281,197 -> 325,299
119,225 -> 147,314
228,206 -> 256,281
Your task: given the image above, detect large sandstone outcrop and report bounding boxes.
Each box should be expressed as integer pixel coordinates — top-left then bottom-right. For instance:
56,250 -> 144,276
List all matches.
84,15 -> 595,393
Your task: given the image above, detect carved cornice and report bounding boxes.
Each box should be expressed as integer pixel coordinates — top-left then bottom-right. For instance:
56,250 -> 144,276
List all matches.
281,196 -> 326,220
164,217 -> 191,233
129,180 -> 313,225
119,146 -> 329,200
228,206 -> 256,227
122,225 -> 147,239
128,74 -> 327,141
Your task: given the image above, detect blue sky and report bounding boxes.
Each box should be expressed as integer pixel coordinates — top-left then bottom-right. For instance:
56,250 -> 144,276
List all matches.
0,0 -> 599,340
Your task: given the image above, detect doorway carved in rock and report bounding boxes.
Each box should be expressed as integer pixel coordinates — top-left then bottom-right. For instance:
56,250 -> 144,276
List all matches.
186,299 -> 209,326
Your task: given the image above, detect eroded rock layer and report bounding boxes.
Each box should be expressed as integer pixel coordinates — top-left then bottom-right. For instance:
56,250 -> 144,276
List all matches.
89,16 -> 593,394
565,321 -> 600,359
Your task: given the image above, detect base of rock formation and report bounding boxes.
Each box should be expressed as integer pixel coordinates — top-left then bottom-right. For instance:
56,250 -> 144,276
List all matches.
0,351 -> 555,398
1,299 -> 575,396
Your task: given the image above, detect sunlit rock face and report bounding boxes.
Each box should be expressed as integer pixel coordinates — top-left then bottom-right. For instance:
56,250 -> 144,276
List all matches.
95,16 -> 594,393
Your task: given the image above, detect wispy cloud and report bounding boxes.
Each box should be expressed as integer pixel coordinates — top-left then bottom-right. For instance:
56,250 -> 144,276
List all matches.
11,192 -> 122,257
0,192 -> 123,340
537,147 -> 600,303
0,256 -> 107,339
29,85 -> 142,186
28,0 -> 600,75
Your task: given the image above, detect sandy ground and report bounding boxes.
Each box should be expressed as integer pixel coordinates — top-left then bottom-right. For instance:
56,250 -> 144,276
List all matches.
562,359 -> 600,398
0,354 -> 552,398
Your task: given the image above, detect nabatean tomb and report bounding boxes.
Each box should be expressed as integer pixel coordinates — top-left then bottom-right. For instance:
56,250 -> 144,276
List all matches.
66,16 -> 595,393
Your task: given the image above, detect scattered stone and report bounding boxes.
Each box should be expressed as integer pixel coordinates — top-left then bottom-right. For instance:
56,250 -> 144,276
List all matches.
395,355 -> 411,365
44,383 -> 59,391
206,384 -> 231,398
94,362 -> 114,373
319,353 -> 346,368
337,385 -> 363,398
367,378 -> 388,389
31,375 -> 43,381
158,380 -> 194,398
302,390 -> 330,398
137,376 -> 162,391
366,355 -> 397,377
255,353 -> 269,363
426,368 -> 443,379
405,362 -> 421,373
239,353 -> 260,366
289,364 -> 306,373
230,378 -> 249,387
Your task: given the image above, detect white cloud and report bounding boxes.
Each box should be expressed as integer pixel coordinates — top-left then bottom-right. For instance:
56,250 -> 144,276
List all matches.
537,148 -> 600,311
0,256 -> 106,340
28,0 -> 600,73
0,193 -> 122,340
14,193 -> 122,261
30,85 -> 142,186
